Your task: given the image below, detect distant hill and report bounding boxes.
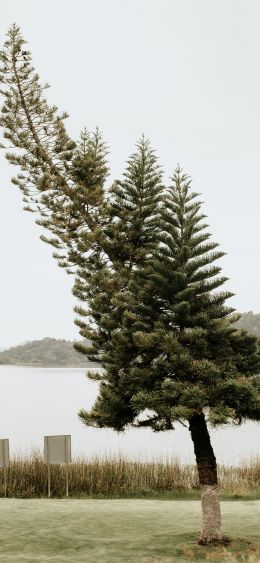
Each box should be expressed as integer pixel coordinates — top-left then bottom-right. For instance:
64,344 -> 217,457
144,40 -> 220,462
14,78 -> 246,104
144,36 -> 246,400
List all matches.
235,311 -> 260,338
0,313 -> 259,367
0,337 -> 96,367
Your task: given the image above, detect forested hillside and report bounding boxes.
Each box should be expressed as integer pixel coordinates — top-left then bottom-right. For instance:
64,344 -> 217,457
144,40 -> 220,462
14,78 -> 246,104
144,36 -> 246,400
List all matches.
0,337 -> 94,366
236,311 -> 260,337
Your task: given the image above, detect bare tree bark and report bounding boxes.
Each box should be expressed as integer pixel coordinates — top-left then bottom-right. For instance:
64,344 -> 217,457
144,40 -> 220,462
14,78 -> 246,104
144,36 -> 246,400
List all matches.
189,413 -> 229,545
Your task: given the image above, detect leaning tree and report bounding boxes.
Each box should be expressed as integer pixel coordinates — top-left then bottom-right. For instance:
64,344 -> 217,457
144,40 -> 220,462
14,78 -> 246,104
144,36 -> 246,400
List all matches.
1,25 -> 259,545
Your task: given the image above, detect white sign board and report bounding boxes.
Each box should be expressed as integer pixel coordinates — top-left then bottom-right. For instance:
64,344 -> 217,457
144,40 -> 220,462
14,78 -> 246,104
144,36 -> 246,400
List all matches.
44,435 -> 71,465
0,439 -> 9,468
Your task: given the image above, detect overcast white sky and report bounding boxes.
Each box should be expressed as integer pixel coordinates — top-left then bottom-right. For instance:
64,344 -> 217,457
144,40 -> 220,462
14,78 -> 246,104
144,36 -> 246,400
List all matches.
1,0 -> 260,348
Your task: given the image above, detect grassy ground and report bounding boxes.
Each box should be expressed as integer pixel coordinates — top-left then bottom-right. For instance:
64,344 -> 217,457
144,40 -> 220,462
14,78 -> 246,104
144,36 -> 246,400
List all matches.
0,499 -> 259,562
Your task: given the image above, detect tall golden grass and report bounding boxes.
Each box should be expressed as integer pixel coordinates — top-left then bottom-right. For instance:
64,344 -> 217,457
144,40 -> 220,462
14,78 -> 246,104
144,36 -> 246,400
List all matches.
0,454 -> 259,498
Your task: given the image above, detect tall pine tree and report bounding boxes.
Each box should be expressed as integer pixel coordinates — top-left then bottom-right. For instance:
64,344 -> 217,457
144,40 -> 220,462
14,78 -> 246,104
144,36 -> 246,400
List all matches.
80,167 -> 260,544
74,137 -> 164,431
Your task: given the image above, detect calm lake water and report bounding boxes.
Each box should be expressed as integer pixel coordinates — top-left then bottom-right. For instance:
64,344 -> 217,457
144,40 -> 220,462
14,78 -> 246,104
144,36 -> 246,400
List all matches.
0,366 -> 259,465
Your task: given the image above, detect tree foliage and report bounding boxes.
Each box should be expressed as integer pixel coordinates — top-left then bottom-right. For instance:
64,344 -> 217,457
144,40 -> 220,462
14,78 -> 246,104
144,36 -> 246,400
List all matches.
78,167 -> 260,430
1,25 -> 259,436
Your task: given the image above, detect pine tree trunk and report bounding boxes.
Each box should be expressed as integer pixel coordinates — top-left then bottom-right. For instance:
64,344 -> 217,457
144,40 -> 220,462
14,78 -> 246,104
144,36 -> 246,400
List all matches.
189,413 -> 229,545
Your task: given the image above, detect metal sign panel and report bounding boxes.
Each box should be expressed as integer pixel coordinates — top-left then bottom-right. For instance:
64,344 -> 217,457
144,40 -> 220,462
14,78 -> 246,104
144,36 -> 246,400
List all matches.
44,435 -> 71,465
0,439 -> 9,468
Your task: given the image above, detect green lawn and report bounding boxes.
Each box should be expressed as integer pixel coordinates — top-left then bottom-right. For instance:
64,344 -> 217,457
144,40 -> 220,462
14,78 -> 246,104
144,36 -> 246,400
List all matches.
0,499 -> 259,562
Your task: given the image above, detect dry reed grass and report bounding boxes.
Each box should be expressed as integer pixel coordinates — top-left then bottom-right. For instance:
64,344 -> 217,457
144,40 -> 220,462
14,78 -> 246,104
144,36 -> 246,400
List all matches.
0,454 -> 259,498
